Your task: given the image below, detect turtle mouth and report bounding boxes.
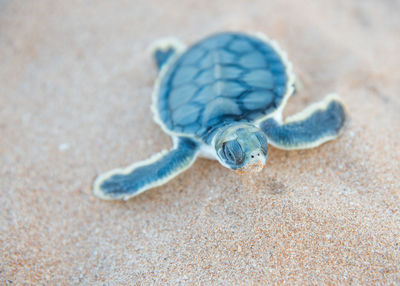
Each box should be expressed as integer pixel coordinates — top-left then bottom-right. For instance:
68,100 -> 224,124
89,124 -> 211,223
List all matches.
236,150 -> 268,173
246,161 -> 266,173
249,161 -> 266,172
235,161 -> 266,174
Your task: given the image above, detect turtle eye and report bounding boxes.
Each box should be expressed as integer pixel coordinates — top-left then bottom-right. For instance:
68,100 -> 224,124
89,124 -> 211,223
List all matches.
222,140 -> 244,165
256,133 -> 268,155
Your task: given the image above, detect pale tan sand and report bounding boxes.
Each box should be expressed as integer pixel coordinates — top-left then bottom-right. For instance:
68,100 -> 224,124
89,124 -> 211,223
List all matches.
1,0 -> 400,284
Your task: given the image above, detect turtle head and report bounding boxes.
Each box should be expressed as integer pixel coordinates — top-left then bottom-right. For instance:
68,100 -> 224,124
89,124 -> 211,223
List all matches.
214,123 -> 268,171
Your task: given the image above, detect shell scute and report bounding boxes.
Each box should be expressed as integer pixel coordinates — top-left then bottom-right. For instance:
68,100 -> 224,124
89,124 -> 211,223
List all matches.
202,98 -> 242,124
212,80 -> 247,98
238,52 -> 268,69
242,90 -> 275,110
243,69 -> 274,89
228,38 -> 254,54
169,84 -> 198,110
172,66 -> 199,86
172,103 -> 202,125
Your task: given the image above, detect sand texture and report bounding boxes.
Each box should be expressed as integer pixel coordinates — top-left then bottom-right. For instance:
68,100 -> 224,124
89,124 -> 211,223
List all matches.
1,0 -> 400,284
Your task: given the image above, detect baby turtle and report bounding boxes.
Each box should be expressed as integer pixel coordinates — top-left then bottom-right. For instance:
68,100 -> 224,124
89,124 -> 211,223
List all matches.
93,32 -> 346,200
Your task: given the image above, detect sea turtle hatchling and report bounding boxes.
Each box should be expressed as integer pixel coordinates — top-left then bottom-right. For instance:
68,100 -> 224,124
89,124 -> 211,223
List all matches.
93,32 -> 346,200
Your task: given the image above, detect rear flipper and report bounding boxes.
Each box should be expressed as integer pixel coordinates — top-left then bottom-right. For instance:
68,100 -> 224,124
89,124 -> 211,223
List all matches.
151,38 -> 185,70
260,94 -> 347,150
93,137 -> 199,200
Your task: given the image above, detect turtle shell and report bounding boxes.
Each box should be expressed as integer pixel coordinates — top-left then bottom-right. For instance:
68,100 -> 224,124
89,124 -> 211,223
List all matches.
155,32 -> 293,142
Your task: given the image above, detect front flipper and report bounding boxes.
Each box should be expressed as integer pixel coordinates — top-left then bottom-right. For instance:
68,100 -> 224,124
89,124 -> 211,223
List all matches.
260,94 -> 347,150
93,137 -> 199,200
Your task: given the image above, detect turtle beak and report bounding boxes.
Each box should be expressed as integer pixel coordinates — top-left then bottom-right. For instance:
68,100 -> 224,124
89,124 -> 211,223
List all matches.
236,150 -> 267,173
251,160 -> 266,172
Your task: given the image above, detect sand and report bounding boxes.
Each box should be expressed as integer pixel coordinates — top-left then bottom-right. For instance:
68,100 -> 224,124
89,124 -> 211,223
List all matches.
1,0 -> 400,284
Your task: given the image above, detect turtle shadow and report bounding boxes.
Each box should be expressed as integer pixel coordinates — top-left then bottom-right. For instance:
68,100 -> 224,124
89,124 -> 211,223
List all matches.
266,177 -> 288,195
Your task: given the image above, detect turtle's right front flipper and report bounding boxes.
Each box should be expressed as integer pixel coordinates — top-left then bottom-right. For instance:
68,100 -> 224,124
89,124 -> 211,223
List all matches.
93,137 -> 199,200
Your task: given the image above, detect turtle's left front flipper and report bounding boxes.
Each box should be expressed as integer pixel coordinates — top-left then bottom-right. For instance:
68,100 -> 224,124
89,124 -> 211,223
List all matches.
93,138 -> 199,200
260,94 -> 347,150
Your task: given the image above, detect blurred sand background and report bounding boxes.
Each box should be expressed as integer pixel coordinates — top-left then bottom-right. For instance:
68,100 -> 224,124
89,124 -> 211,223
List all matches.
1,0 -> 400,284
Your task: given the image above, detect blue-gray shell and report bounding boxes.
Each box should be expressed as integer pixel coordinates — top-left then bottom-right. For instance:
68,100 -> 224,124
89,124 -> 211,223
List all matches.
156,32 -> 290,141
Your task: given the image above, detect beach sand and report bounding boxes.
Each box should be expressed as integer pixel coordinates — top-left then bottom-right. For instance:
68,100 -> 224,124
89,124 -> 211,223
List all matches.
1,0 -> 400,284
